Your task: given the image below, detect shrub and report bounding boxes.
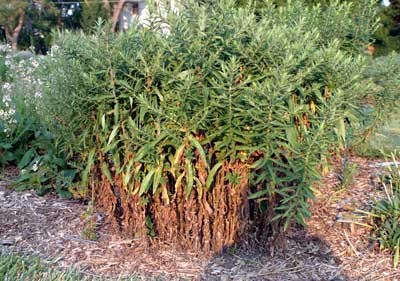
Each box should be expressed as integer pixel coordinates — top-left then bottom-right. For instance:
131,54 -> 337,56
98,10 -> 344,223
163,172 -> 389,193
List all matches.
362,53 -> 400,126
40,0 -> 378,252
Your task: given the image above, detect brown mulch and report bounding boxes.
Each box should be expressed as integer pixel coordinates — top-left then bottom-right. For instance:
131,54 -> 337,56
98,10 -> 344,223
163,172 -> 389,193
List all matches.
306,156 -> 400,281
0,157 -> 399,280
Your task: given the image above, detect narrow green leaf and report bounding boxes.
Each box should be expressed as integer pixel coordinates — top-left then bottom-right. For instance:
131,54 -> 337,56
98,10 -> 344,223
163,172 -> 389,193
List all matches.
152,164 -> 163,194
186,160 -> 194,198
82,148 -> 96,188
139,169 -> 155,196
206,161 -> 223,190
189,135 -> 208,169
114,102 -> 120,124
101,114 -> 106,131
18,148 -> 35,169
123,158 -> 135,185
101,162 -> 113,183
248,189 -> 269,200
286,127 -> 298,147
107,126 -> 119,146
250,158 -> 266,169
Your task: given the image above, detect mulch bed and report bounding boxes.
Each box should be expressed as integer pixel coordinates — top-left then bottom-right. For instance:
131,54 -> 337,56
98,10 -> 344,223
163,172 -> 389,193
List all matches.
0,157 -> 399,280
306,156 -> 400,281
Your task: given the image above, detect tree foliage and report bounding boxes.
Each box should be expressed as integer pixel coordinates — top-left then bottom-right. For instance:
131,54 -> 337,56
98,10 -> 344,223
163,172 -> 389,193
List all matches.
374,0 -> 400,55
0,0 -> 28,49
81,1 -> 110,33
0,0 -> 59,51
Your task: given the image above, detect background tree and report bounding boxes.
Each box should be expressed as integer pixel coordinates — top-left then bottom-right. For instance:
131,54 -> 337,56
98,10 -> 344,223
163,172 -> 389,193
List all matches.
0,0 -> 59,51
81,0 -> 110,33
111,0 -> 126,31
57,1 -> 83,30
0,0 -> 28,49
24,1 -> 60,53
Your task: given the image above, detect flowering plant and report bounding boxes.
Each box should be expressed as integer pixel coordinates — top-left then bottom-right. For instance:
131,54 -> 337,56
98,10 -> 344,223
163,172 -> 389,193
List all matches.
0,45 -> 43,139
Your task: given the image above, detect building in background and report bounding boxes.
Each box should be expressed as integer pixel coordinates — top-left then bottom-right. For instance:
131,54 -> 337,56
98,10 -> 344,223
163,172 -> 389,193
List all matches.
118,0 -> 177,31
119,1 -> 147,31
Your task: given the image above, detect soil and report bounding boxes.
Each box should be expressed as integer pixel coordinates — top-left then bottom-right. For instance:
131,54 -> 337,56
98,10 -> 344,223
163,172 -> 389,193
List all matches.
0,157 -> 399,280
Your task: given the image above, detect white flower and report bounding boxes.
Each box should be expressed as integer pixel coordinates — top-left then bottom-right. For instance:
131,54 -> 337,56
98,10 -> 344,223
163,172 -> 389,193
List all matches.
31,60 -> 39,68
32,160 -> 40,172
0,44 -> 44,133
2,82 -> 11,91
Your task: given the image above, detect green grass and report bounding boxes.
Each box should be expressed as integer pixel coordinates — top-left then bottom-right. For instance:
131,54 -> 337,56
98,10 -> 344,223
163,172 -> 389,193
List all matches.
371,117 -> 400,152
0,254 -> 146,281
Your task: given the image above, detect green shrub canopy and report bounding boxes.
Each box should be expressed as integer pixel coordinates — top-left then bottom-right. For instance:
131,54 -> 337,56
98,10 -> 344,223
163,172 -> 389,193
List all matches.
41,0 -> 378,251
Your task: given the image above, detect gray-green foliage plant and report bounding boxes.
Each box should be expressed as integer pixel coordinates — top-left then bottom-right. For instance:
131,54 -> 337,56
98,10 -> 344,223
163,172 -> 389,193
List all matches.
41,0 -> 379,247
363,52 -> 400,121
355,52 -> 400,156
360,154 -> 400,267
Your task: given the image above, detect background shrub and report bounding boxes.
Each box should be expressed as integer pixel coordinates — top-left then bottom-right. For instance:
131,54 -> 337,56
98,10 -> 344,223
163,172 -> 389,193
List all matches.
354,52 -> 400,156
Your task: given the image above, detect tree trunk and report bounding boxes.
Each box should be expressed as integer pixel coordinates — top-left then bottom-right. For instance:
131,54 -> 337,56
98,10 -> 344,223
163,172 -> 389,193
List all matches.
5,9 -> 25,50
103,0 -> 111,14
111,0 -> 126,32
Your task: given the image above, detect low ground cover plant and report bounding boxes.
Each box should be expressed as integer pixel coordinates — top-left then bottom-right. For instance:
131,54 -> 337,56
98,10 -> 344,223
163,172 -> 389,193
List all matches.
0,254 -> 141,281
361,154 -> 400,267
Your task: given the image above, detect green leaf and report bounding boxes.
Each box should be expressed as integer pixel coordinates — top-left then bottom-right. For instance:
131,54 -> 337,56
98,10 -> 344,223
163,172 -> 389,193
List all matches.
18,148 -> 35,169
139,169 -> 155,196
114,102 -> 120,124
248,188 -> 269,200
57,187 -> 73,199
205,161 -> 223,190
81,148 -> 96,188
63,169 -> 77,181
16,172 -> 32,183
186,160 -> 194,198
53,157 -> 67,168
189,135 -> 208,169
107,126 -> 119,146
101,162 -> 113,183
0,143 -> 12,149
250,158 -> 267,169
101,114 -> 106,131
123,158 -> 135,186
152,164 -> 163,194
286,127 -> 298,148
